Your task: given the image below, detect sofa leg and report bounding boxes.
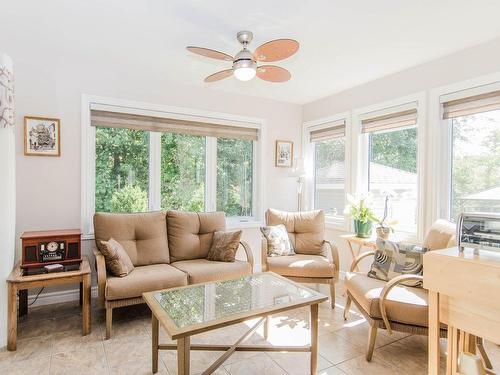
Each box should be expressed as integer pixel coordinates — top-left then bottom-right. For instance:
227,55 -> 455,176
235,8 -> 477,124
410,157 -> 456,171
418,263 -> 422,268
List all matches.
343,295 -> 352,320
106,307 -> 113,340
366,323 -> 377,361
329,280 -> 336,309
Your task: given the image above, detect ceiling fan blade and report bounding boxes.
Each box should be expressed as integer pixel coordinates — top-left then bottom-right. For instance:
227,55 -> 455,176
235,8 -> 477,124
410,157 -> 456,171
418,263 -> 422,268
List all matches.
186,46 -> 233,61
204,69 -> 233,83
254,39 -> 299,62
257,65 -> 291,82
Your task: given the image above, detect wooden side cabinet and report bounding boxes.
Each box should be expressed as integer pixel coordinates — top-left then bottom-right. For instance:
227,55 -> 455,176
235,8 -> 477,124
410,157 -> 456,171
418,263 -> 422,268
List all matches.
6,257 -> 91,351
424,248 -> 500,374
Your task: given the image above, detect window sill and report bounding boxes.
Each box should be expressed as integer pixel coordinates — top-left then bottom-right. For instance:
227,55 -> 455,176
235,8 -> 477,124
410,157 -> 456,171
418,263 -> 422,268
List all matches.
227,221 -> 263,230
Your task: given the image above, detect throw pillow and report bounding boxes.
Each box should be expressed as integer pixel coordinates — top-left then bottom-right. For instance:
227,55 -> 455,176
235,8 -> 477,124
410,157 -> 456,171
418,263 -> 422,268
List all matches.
207,230 -> 242,262
260,224 -> 295,257
99,238 -> 135,277
367,238 -> 428,287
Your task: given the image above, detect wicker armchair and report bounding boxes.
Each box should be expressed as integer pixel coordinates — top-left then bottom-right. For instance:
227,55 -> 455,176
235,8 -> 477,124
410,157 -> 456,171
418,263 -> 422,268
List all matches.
343,220 -> 456,361
261,209 -> 340,308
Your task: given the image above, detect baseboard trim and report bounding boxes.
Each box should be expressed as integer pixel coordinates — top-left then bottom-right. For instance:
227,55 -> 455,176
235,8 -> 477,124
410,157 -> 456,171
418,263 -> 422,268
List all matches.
26,286 -> 99,307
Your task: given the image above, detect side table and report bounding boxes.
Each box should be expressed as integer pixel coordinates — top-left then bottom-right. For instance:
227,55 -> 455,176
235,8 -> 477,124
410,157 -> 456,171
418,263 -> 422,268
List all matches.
340,234 -> 377,271
6,256 -> 91,351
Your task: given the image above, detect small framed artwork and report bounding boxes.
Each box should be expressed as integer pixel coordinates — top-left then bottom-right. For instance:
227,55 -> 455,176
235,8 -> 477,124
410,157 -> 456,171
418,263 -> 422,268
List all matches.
275,140 -> 293,167
24,116 -> 60,156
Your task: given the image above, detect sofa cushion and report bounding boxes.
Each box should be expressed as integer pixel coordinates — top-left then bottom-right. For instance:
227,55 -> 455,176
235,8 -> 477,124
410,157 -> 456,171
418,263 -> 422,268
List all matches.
267,254 -> 334,278
265,209 -> 325,256
100,238 -> 135,277
207,230 -> 242,262
171,259 -> 252,284
167,211 -> 226,262
345,271 -> 429,327
94,211 -> 169,266
105,264 -> 187,300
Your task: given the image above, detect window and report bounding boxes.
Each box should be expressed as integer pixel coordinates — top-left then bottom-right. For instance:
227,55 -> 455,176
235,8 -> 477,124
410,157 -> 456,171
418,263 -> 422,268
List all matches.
161,133 -> 206,211
314,138 -> 345,216
85,105 -> 260,235
216,138 -> 253,217
447,110 -> 500,221
95,127 -> 149,213
309,120 -> 346,218
441,89 -> 500,221
362,107 -> 419,233
367,127 -> 418,232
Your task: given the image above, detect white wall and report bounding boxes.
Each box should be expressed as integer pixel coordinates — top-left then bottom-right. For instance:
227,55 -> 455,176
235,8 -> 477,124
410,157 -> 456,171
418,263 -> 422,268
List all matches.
303,37 -> 500,275
0,54 -> 16,347
1,48 -> 301,301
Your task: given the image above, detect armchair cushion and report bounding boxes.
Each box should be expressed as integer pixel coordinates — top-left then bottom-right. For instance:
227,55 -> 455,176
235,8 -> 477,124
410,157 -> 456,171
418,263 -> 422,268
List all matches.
260,224 -> 295,256
423,219 -> 456,250
345,271 -> 429,327
171,259 -> 252,284
105,264 -> 188,300
368,238 -> 427,287
265,209 -> 325,256
267,254 -> 335,278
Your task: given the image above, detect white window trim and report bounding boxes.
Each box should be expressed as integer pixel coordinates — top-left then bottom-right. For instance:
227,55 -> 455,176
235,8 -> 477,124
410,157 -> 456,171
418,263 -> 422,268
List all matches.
429,72 -> 500,224
303,112 -> 351,231
81,94 -> 265,239
352,93 -> 426,242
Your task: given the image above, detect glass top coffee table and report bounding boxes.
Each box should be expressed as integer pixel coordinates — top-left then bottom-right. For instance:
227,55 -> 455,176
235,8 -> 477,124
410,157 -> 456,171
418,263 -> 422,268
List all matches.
143,272 -> 327,375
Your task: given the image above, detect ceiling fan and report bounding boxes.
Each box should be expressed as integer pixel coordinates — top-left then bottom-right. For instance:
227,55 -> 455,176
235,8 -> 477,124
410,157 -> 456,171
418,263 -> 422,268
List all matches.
187,31 -> 299,83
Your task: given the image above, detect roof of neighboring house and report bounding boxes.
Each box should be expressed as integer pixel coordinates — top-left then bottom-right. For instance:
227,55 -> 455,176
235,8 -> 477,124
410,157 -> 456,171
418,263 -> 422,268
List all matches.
316,161 -> 417,185
462,186 -> 500,201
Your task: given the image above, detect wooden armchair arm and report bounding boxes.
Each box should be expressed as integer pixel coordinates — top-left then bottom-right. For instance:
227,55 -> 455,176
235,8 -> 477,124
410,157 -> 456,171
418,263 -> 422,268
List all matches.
323,240 -> 340,280
92,248 -> 106,308
350,250 -> 376,272
379,274 -> 424,334
261,238 -> 268,272
239,240 -> 254,270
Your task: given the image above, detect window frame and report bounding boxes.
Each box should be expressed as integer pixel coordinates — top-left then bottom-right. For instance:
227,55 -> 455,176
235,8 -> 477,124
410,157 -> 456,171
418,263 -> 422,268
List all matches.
81,95 -> 265,239
430,77 -> 500,223
303,112 -> 351,230
353,94 -> 426,241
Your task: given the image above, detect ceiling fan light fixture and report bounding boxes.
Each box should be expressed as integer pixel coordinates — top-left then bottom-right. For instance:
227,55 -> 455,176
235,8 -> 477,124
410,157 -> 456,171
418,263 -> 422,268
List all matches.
233,59 -> 256,81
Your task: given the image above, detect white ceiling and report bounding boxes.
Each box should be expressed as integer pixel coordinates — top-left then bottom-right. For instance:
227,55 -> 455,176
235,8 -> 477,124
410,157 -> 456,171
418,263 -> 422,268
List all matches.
4,0 -> 500,104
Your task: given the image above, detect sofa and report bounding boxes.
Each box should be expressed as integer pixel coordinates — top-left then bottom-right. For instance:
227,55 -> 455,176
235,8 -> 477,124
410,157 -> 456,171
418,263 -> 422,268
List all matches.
261,209 -> 340,308
93,210 -> 254,339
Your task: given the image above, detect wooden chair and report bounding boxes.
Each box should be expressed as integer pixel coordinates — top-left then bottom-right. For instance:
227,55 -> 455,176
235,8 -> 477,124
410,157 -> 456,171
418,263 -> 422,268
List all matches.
261,209 -> 340,308
343,220 -> 456,360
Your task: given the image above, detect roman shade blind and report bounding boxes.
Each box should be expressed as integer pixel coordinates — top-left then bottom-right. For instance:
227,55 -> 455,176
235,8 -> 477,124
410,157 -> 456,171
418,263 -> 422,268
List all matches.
361,108 -> 418,134
442,90 -> 500,119
309,119 -> 346,142
90,110 -> 259,141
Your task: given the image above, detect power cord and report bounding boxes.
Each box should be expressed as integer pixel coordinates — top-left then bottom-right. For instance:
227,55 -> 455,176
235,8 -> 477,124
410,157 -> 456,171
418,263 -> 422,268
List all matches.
27,287 -> 45,307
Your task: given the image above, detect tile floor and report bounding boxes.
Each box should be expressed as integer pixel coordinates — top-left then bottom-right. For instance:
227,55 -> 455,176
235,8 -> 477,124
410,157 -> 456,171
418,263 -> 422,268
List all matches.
1,282 -> 499,375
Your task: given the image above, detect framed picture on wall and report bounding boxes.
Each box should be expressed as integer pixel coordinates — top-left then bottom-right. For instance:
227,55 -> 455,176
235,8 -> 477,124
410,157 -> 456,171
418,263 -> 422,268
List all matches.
275,140 -> 293,167
24,116 -> 60,156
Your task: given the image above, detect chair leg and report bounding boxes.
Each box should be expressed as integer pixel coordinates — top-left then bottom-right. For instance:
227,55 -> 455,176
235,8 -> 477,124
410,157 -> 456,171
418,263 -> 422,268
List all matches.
106,307 -> 113,340
476,337 -> 493,370
366,323 -> 377,361
343,295 -> 352,320
329,280 -> 336,309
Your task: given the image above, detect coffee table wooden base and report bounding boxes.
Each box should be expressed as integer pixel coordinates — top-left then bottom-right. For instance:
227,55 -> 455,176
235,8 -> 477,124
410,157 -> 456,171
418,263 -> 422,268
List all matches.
152,303 -> 320,375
